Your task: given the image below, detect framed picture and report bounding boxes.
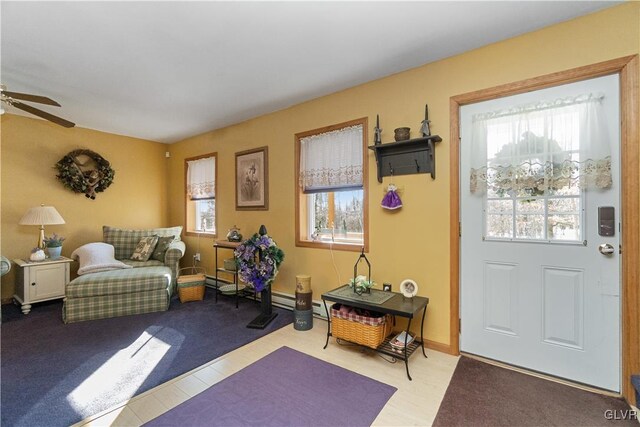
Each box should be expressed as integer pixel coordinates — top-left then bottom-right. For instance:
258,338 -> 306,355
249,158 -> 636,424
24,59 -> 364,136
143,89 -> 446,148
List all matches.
235,146 -> 269,210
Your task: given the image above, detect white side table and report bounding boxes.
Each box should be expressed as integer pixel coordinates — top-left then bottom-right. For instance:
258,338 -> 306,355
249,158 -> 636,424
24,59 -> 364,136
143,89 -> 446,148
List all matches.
13,257 -> 73,314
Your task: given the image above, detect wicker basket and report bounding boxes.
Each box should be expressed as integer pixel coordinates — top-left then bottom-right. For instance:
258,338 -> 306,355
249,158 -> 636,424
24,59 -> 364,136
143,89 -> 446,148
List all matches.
177,267 -> 206,303
330,304 -> 392,349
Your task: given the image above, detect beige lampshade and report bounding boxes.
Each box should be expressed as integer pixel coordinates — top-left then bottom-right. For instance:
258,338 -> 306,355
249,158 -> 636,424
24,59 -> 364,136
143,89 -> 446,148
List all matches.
19,204 -> 65,225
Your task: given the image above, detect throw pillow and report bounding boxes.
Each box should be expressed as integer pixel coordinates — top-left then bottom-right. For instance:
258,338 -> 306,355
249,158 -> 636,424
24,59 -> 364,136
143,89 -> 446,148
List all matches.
151,235 -> 175,262
71,243 -> 133,275
130,236 -> 159,261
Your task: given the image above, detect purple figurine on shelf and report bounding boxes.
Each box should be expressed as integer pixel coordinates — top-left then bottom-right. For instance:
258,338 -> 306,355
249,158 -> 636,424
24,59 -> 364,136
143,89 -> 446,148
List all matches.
381,184 -> 403,210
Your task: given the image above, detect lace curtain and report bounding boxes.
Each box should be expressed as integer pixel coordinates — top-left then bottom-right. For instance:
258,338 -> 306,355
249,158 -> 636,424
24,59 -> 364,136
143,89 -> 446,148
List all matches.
187,157 -> 215,200
469,93 -> 611,195
299,124 -> 363,193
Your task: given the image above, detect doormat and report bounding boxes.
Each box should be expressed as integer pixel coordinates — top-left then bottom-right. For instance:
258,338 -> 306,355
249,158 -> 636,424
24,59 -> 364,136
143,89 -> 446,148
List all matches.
433,356 -> 637,426
325,285 -> 396,305
145,346 -> 397,426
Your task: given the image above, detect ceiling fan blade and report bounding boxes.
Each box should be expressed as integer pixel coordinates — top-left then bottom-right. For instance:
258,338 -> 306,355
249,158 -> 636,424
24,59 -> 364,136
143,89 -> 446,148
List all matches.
11,101 -> 75,128
1,90 -> 61,106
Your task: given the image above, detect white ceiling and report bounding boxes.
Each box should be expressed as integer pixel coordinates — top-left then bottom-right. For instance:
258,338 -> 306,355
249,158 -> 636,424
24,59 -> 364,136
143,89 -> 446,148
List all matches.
1,1 -> 619,143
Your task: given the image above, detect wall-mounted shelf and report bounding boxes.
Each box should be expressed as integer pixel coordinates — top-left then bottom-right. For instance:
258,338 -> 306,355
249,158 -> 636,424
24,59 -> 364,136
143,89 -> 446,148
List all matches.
368,135 -> 442,183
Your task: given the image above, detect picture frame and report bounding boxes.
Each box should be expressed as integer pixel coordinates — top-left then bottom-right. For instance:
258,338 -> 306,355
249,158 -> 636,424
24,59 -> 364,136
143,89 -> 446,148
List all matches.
235,146 -> 269,210
383,283 -> 392,292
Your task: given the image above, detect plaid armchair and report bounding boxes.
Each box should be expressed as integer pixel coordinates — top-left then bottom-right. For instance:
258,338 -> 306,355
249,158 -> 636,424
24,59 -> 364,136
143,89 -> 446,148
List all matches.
103,225 -> 186,288
63,226 -> 185,323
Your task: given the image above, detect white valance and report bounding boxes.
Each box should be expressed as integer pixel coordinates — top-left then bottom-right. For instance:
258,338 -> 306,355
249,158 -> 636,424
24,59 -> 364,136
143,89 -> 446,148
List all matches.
469,93 -> 612,195
187,157 -> 215,200
299,124 -> 363,193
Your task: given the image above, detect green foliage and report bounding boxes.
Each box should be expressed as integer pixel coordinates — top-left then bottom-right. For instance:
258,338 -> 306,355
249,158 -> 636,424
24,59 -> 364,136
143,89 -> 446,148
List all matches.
44,233 -> 65,247
55,149 -> 115,196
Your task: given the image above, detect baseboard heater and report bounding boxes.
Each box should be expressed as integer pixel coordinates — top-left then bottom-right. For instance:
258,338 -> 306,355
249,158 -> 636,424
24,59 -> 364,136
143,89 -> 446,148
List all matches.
205,276 -> 328,319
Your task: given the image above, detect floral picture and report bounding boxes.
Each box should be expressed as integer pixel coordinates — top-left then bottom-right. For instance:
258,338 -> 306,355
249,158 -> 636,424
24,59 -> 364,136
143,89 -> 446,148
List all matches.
235,146 -> 268,210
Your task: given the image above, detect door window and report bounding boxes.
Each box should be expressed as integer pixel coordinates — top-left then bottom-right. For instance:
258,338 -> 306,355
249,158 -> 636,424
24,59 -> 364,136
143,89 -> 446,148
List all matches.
470,93 -> 611,243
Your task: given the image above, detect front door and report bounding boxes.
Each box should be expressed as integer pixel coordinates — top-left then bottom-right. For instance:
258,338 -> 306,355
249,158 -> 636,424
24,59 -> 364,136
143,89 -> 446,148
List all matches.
460,74 -> 621,391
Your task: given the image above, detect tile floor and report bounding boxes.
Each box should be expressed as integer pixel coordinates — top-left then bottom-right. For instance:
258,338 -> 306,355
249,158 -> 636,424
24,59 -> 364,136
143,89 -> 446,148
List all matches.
73,318 -> 460,426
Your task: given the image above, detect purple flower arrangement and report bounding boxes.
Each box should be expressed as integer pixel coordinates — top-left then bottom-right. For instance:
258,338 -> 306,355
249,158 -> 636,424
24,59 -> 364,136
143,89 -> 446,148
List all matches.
234,233 -> 285,292
44,233 -> 65,248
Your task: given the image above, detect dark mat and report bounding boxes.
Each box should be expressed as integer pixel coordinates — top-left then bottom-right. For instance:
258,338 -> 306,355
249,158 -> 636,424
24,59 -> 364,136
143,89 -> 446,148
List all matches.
146,346 -> 396,426
1,291 -> 292,427
433,356 -> 636,427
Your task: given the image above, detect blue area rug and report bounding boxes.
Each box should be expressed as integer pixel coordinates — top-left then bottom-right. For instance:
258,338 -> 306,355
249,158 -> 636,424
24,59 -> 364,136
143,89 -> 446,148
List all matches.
146,346 -> 397,427
1,291 -> 292,427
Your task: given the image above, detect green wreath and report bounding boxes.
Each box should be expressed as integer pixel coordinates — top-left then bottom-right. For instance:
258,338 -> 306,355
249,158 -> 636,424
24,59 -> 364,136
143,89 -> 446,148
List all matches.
55,149 -> 115,199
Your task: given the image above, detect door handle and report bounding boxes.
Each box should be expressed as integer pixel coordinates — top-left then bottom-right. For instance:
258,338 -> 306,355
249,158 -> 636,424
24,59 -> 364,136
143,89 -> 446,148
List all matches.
598,243 -> 615,256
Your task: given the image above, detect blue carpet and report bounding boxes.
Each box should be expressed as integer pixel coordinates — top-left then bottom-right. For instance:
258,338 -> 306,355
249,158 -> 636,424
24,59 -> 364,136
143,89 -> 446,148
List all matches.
1,290 -> 293,427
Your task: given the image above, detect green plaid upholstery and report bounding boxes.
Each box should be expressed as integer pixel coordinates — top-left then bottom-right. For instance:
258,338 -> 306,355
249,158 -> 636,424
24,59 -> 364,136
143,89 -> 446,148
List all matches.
103,226 -> 182,260
63,288 -> 170,323
165,243 -> 185,289
66,266 -> 171,298
62,227 -> 186,323
122,259 -> 164,269
102,226 -> 185,287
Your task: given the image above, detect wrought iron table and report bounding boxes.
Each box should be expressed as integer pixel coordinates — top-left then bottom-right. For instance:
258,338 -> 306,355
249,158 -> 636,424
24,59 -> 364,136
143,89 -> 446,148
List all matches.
321,285 -> 429,380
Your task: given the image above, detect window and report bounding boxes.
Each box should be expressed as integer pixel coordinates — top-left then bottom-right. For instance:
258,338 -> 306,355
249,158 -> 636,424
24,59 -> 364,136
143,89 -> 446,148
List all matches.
485,186 -> 583,242
185,153 -> 216,236
469,93 -> 611,243
295,118 -> 368,251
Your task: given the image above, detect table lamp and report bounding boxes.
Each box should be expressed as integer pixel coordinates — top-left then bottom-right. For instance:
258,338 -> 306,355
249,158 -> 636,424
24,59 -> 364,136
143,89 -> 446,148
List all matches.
19,204 -> 65,249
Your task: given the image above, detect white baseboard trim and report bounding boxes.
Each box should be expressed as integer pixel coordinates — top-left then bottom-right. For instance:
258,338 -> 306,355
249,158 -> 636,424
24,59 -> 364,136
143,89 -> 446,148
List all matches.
204,275 -> 327,319
271,291 -> 328,319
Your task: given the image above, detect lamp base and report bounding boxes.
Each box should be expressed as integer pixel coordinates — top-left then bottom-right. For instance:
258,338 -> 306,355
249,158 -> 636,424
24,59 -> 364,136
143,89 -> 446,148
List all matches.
38,226 -> 46,250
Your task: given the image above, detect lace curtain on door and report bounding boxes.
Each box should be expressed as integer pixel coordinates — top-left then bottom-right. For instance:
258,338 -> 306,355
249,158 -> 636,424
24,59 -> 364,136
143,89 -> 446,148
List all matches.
469,93 -> 612,196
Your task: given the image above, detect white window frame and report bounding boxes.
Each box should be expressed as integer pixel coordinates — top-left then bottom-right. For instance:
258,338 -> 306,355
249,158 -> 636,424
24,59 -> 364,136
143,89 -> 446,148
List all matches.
185,153 -> 217,237
483,190 -> 586,245
295,117 -> 369,252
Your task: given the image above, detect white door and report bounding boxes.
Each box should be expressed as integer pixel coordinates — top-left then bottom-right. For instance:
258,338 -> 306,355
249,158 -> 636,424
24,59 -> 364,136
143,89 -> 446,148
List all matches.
460,75 -> 621,391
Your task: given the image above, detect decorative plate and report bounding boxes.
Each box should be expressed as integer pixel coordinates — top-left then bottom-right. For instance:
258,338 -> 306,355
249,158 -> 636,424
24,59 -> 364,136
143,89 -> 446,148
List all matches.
218,283 -> 246,295
399,279 -> 418,298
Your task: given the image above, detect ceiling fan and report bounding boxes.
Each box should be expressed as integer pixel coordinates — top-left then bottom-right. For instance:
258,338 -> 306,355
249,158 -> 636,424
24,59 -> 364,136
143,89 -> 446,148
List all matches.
1,85 -> 75,128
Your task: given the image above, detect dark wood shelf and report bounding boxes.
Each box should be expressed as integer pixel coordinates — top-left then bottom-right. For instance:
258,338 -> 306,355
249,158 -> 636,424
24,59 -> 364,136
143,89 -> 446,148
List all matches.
368,135 -> 442,182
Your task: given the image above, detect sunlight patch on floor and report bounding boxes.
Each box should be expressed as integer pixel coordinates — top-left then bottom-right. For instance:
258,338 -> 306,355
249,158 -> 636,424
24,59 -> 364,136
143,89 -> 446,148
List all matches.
65,327 -> 178,412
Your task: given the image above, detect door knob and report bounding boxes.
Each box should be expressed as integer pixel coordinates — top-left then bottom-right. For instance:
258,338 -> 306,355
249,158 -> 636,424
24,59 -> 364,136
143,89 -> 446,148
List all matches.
598,243 -> 615,256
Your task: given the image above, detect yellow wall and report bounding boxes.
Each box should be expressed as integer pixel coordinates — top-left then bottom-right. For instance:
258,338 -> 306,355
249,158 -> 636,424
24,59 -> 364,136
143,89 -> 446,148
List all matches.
0,114 -> 169,299
167,3 -> 640,348
0,4 -> 637,347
